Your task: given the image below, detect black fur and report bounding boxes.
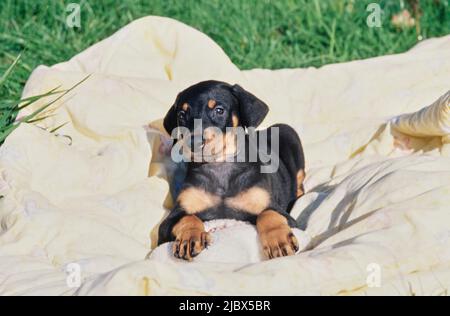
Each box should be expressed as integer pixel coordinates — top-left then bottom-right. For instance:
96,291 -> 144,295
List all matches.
158,80 -> 305,245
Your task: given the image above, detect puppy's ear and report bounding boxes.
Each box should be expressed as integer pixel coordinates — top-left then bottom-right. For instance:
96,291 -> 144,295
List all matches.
163,104 -> 177,135
231,84 -> 269,128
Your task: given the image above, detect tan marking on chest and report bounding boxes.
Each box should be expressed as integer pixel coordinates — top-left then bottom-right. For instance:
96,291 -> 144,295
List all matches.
225,187 -> 270,215
178,187 -> 221,214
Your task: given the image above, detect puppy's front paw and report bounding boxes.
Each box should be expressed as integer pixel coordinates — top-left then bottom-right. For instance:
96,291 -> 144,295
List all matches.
259,225 -> 299,259
256,210 -> 299,259
173,229 -> 211,261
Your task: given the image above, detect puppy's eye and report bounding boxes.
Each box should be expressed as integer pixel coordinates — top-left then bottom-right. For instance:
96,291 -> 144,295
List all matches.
214,107 -> 225,115
178,111 -> 186,120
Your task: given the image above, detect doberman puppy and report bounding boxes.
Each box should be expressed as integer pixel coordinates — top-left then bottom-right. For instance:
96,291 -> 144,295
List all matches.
158,80 -> 305,260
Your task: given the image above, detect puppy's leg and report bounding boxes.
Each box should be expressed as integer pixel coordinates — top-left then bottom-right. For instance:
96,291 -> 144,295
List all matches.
172,214 -> 211,261
257,210 -> 299,259
158,209 -> 211,261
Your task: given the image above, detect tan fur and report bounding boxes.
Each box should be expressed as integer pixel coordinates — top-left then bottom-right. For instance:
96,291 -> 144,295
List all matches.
256,210 -> 299,259
296,169 -> 305,198
203,127 -> 217,142
172,215 -> 204,237
221,130 -> 238,161
207,99 -> 216,109
178,187 -> 220,214
172,215 -> 210,261
232,114 -> 239,127
225,187 -> 270,215
202,128 -> 238,162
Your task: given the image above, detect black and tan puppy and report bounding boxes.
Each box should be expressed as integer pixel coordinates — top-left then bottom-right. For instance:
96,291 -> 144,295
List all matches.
158,80 -> 305,260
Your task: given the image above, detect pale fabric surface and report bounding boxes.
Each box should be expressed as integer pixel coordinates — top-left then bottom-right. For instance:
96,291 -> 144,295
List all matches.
0,16 -> 449,295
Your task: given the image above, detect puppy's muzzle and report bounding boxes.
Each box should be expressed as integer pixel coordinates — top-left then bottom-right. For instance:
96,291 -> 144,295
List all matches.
190,134 -> 205,153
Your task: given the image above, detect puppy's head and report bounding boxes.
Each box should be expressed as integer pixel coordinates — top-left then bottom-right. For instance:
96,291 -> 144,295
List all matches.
163,80 -> 269,162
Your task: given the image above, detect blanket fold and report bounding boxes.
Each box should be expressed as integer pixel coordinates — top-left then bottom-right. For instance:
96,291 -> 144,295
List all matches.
1,16 -> 449,295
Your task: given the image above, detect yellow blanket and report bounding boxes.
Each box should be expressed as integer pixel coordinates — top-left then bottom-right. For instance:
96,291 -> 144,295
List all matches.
0,16 -> 449,295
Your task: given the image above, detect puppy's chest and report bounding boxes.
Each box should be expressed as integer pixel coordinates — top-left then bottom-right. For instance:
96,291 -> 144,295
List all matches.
179,163 -> 271,215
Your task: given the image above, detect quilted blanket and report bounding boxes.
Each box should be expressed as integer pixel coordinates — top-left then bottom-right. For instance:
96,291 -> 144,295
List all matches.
0,16 -> 449,295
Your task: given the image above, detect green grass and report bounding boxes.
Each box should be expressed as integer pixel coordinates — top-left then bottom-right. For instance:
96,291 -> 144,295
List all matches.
0,54 -> 90,145
0,0 -> 449,137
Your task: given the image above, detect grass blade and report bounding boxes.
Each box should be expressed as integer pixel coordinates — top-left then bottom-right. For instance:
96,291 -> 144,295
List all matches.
26,113 -> 56,124
0,87 -> 66,111
0,75 -> 91,144
18,74 -> 91,125
17,87 -> 64,110
0,53 -> 21,88
49,122 -> 68,133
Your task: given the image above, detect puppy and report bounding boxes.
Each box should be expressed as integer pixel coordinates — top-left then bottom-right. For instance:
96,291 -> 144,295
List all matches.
158,80 -> 305,260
